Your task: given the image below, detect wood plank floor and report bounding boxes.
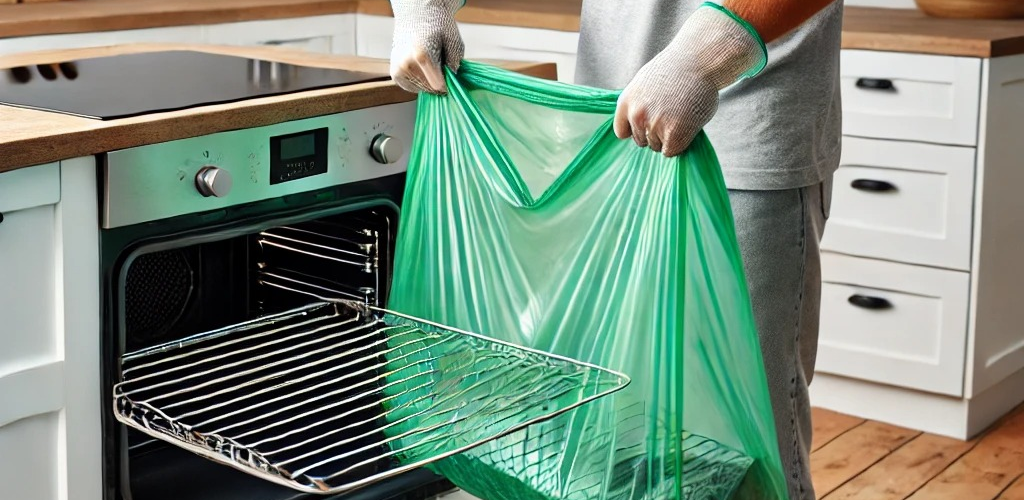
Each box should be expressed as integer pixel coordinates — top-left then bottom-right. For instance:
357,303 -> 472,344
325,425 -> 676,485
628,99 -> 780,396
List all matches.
812,404 -> 1024,500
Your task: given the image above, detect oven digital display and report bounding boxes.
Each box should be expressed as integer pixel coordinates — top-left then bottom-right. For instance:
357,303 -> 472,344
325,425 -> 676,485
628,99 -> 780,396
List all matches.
269,128 -> 328,185
280,133 -> 316,160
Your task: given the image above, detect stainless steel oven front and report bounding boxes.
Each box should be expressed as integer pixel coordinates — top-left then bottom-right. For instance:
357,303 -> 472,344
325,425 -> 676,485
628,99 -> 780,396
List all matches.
97,101 -> 455,500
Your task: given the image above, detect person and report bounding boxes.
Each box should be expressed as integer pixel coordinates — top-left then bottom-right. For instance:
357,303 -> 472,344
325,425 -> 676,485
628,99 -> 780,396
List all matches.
387,1 -> 842,498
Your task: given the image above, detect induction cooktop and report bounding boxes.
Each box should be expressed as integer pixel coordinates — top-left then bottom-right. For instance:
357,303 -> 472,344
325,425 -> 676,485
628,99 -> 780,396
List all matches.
0,50 -> 391,120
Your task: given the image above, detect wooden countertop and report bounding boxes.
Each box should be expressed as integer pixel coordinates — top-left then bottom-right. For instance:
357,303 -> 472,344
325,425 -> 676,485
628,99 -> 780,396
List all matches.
0,44 -> 556,174
4,0 -> 1024,58
842,7 -> 1024,58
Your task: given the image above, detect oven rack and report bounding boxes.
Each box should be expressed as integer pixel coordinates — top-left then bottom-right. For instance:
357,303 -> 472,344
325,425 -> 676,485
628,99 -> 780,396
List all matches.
113,301 -> 630,495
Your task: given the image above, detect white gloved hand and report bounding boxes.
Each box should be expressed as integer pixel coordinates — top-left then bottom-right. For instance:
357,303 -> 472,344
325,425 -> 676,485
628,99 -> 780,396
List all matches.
389,0 -> 466,94
614,4 -> 767,157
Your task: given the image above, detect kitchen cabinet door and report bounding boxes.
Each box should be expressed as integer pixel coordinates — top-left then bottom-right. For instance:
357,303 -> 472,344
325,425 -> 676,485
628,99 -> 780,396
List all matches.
0,162 -> 63,500
0,163 -> 60,375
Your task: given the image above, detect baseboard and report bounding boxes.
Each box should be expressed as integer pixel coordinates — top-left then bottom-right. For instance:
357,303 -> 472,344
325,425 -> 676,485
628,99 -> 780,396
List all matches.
811,366 -> 1024,441
810,373 -> 970,439
966,364 -> 1024,438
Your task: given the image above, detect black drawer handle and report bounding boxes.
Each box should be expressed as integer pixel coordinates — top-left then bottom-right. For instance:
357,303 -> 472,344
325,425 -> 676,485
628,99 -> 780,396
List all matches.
848,294 -> 892,310
851,179 -> 896,192
856,78 -> 895,91
0,212 -> 4,224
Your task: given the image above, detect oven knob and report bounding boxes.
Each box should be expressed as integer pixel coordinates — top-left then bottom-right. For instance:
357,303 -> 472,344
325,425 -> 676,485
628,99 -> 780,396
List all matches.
195,166 -> 232,198
369,134 -> 403,164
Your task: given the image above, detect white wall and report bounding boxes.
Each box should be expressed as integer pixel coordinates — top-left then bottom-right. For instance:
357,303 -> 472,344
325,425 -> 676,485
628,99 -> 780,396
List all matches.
846,0 -> 916,8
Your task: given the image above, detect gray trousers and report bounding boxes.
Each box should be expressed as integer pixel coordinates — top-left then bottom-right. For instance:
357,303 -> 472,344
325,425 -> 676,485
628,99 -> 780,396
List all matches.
728,176 -> 832,500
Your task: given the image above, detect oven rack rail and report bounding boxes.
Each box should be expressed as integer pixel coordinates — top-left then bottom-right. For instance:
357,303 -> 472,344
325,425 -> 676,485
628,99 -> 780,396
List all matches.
113,301 -> 629,495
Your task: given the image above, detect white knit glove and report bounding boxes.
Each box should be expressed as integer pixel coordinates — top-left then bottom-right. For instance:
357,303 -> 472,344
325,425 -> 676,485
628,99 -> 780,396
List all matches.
614,4 -> 767,157
389,0 -> 466,94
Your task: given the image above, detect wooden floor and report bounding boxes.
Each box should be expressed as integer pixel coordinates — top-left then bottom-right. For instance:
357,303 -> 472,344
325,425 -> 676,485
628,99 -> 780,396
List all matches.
811,404 -> 1024,499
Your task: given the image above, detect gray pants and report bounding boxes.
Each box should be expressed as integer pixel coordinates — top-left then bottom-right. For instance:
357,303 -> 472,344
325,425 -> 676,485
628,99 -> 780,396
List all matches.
728,176 -> 832,500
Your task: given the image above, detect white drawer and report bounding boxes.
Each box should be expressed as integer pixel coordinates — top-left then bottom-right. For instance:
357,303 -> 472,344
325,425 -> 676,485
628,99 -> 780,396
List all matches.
841,50 -> 981,146
821,137 -> 975,271
817,253 -> 970,397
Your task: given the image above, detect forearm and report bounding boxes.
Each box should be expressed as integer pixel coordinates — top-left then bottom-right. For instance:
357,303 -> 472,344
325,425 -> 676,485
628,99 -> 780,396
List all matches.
723,0 -> 836,43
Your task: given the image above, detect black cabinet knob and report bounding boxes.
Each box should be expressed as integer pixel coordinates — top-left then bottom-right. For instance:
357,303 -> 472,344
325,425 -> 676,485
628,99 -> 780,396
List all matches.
851,179 -> 897,192
848,294 -> 892,310
855,78 -> 895,91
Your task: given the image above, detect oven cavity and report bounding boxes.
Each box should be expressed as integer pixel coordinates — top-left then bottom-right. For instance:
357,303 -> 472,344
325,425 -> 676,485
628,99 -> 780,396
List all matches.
254,208 -> 394,313
121,207 -> 395,353
112,204 -> 628,498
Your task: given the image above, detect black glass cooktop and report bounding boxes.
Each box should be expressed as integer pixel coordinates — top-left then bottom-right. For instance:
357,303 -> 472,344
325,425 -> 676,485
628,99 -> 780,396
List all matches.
0,50 -> 391,120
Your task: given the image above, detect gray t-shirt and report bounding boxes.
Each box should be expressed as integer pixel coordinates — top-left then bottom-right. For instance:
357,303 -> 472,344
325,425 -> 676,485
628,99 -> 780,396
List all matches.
575,0 -> 844,191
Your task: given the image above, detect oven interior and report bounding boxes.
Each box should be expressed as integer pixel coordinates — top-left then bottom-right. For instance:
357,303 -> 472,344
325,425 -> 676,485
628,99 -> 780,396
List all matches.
122,206 -> 394,353
115,204 -> 452,500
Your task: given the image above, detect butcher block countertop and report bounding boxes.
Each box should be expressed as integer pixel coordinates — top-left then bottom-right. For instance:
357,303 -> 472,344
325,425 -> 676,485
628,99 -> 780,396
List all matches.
0,44 -> 555,174
5,0 -> 1024,58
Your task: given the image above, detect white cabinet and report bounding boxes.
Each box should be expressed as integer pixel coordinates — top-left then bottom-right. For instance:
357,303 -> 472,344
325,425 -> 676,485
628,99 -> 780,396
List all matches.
459,22 -> 578,83
0,13 -> 575,79
0,412 -> 61,500
0,163 -> 59,378
0,159 -> 102,500
204,14 -> 356,54
0,14 -> 357,57
812,50 -> 1024,440
0,162 -> 62,500
357,14 -> 579,83
355,14 -> 395,59
0,25 -> 204,57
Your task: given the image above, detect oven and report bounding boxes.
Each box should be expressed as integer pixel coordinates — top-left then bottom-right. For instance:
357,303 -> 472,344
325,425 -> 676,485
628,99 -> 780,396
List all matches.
97,100 -> 456,500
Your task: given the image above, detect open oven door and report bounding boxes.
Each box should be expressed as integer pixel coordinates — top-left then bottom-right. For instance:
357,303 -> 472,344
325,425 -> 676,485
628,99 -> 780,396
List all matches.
111,299 -> 629,496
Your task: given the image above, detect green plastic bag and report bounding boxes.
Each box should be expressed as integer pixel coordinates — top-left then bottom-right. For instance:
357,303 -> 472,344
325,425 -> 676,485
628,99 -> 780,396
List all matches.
388,61 -> 788,500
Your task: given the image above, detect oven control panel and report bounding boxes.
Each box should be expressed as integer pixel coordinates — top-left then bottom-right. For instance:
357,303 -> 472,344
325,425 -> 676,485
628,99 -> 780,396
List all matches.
103,101 -> 416,229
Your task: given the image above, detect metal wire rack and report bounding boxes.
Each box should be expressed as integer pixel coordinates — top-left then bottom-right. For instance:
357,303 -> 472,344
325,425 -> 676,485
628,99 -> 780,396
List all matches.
113,300 -> 629,495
